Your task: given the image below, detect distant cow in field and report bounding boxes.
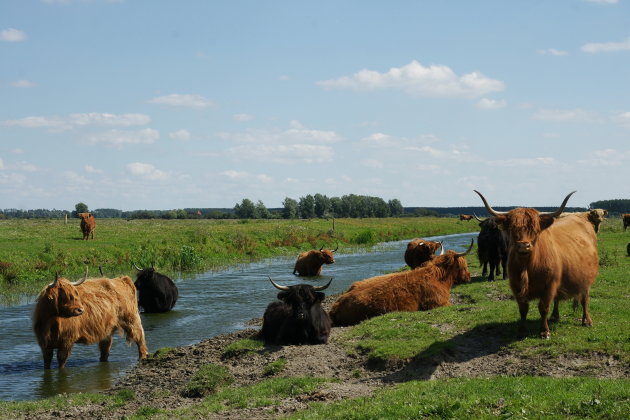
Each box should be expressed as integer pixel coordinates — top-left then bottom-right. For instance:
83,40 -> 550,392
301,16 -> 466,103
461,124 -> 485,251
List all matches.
134,266 -> 178,313
329,240 -> 473,326
404,239 -> 442,269
260,277 -> 333,345
32,270 -> 149,369
459,214 -> 473,221
78,212 -> 96,240
560,209 -> 608,233
627,243 -> 630,256
474,215 -> 507,281
475,190 -> 598,339
293,245 -> 338,277
623,214 -> 630,231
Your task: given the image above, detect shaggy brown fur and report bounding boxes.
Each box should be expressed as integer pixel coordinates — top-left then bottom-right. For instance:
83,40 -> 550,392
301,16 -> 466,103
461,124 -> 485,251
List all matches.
78,212 -> 96,240
293,248 -> 336,276
475,190 -> 599,339
329,248 -> 471,326
404,238 -> 442,269
33,275 -> 149,369
459,214 -> 473,221
623,214 -> 630,231
559,209 -> 608,233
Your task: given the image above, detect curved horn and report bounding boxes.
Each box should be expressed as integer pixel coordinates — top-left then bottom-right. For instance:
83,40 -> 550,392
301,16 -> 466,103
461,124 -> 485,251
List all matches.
474,190 -> 506,217
98,266 -> 104,276
473,214 -> 484,222
540,191 -> 576,218
332,242 -> 339,253
72,267 -> 89,286
268,276 -> 290,291
438,241 -> 444,256
319,246 -> 324,252
455,239 -> 475,257
132,262 -> 142,271
52,272 -> 60,287
314,277 -> 333,291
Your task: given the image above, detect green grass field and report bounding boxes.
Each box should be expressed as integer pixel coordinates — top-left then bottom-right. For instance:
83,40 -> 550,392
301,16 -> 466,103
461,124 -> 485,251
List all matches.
0,216 -> 470,302
1,216 -> 629,419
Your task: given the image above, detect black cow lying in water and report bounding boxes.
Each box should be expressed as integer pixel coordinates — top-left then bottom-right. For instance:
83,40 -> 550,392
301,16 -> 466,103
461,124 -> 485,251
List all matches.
260,277 -> 333,345
134,266 -> 178,313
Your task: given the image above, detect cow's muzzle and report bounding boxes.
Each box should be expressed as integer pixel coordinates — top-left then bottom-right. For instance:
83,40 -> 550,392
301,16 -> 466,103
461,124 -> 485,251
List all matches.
516,241 -> 532,254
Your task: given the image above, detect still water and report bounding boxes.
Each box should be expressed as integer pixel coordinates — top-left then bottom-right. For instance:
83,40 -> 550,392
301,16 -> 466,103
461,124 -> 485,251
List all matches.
0,232 -> 476,401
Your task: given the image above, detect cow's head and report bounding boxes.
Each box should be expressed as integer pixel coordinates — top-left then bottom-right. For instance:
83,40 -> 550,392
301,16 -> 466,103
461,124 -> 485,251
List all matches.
78,212 -> 91,221
433,239 -> 474,284
474,215 -> 500,233
318,244 -> 338,265
41,270 -> 88,317
269,277 -> 332,320
133,264 -> 156,288
407,239 -> 443,262
474,190 -> 575,256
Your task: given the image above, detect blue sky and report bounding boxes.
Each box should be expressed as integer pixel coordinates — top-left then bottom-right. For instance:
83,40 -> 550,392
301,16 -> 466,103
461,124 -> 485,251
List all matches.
1,0 -> 629,211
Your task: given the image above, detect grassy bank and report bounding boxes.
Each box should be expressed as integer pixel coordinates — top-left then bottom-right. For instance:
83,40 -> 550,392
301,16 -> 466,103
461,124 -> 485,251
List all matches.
0,217 -> 471,303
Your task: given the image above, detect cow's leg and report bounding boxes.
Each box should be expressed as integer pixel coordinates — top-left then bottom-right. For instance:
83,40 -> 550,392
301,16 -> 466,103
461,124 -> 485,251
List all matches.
501,257 -> 507,280
581,293 -> 593,327
537,293 -> 554,339
99,336 -> 113,362
481,261 -> 488,277
549,298 -> 560,323
516,300 -> 529,338
56,344 -> 73,368
42,348 -> 54,369
488,260 -> 496,281
122,318 -> 149,359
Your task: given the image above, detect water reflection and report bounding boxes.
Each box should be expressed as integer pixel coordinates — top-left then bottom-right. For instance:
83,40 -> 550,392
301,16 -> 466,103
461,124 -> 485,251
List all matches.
0,232 -> 476,401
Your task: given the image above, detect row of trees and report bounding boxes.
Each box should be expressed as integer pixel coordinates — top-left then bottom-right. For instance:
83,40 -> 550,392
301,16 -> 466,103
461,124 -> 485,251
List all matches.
234,194 -> 404,219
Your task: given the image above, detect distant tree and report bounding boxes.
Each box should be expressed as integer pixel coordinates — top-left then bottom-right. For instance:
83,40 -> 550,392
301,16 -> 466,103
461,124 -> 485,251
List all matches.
388,199 -> 404,217
282,197 -> 299,219
298,195 -> 316,219
330,197 -> 343,217
234,199 -> 257,219
314,193 -> 331,218
73,202 -> 88,217
256,200 -> 271,219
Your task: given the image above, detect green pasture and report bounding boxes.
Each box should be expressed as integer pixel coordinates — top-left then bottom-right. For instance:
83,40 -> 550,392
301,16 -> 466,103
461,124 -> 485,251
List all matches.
0,216 -> 470,302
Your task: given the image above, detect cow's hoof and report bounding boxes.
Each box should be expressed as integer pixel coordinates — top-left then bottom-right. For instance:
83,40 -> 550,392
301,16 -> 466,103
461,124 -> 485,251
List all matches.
539,332 -> 551,339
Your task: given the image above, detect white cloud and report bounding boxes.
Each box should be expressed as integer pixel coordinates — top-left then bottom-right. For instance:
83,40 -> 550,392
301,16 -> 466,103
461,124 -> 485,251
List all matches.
1,28 -> 27,42
86,128 -> 160,147
537,48 -> 569,56
361,159 -> 384,169
582,36 -> 630,53
612,111 -> 630,128
256,174 -> 273,183
533,108 -> 602,123
149,94 -> 213,109
127,162 -> 168,180
476,98 -> 507,110
317,60 -> 505,98
578,149 -> 630,166
10,80 -> 35,88
228,144 -> 334,164
84,165 -> 103,174
222,170 -> 249,179
233,113 -> 253,121
1,113 -> 150,131
169,129 -> 191,141
63,171 -> 92,185
488,157 -> 558,167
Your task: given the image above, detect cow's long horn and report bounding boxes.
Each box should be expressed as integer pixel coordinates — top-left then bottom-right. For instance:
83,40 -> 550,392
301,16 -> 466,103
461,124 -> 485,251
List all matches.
438,241 -> 444,256
332,243 -> 339,253
319,246 -> 324,252
268,276 -> 290,291
474,190 -> 506,217
473,214 -> 484,222
540,191 -> 577,218
455,239 -> 475,257
72,267 -> 89,286
132,262 -> 142,271
314,278 -> 333,291
52,272 -> 60,287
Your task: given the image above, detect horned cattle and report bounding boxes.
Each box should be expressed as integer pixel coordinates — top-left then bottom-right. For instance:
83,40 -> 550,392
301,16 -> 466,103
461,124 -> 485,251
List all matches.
32,270 -> 149,369
329,240 -> 473,326
134,266 -> 178,313
559,209 -> 608,233
474,190 -> 599,339
404,239 -> 442,269
78,212 -> 96,240
623,214 -> 630,231
293,245 -> 338,277
260,278 -> 332,345
459,214 -> 473,221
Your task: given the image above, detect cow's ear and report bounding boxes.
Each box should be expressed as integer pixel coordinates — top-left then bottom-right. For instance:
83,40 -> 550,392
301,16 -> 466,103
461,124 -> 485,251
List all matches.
540,215 -> 555,230
277,291 -> 289,301
494,215 -> 507,230
315,292 -> 326,302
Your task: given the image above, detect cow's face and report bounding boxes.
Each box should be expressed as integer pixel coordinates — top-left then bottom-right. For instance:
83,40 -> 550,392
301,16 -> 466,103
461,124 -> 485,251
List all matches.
46,279 -> 85,317
135,268 -> 156,289
319,250 -> 335,265
277,285 -> 324,321
78,213 -> 92,223
496,209 -> 555,256
451,252 -> 471,284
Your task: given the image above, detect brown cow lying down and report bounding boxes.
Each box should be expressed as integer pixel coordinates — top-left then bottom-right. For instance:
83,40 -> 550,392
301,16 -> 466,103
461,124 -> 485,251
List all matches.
329,240 -> 473,326
404,238 -> 442,269
33,271 -> 149,369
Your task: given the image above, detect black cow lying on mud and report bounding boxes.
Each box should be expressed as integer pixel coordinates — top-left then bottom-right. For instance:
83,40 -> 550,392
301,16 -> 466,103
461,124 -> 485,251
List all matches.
259,277 -> 332,345
134,266 -> 178,313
